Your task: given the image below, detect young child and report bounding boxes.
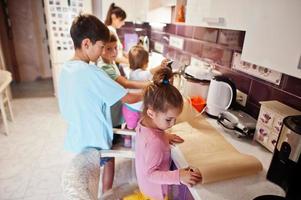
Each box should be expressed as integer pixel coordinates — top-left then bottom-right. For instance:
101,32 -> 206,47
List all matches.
105,3 -> 128,64
135,68 -> 202,200
58,14 -> 141,193
123,45 -> 166,130
97,33 -> 150,129
98,36 -> 167,129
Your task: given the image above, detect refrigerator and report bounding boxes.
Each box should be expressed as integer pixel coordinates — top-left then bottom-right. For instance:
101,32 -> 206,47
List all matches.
43,0 -> 92,96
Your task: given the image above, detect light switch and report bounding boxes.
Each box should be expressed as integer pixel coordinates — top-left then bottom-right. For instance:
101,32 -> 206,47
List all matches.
169,36 -> 184,50
298,55 -> 301,70
154,42 -> 164,53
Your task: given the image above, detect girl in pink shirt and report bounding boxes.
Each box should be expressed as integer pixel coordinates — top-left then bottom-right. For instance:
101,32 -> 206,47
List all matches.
135,68 -> 202,200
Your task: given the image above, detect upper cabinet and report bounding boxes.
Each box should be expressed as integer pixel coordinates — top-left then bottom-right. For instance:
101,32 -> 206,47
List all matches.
100,0 -> 175,23
185,0 -> 250,30
101,0 -> 148,22
147,0 -> 176,23
241,0 -> 301,79
185,0 -> 301,79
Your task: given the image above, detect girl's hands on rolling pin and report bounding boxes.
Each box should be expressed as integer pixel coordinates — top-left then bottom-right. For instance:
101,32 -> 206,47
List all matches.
179,167 -> 202,187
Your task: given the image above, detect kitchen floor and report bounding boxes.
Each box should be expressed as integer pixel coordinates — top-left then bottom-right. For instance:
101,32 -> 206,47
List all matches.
11,79 -> 55,99
0,82 -> 132,200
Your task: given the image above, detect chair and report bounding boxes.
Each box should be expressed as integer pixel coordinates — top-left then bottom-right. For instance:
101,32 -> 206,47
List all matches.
62,128 -> 138,200
0,70 -> 14,135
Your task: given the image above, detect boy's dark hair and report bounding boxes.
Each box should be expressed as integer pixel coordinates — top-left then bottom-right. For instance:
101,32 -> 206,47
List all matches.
70,14 -> 110,49
142,68 -> 183,116
129,45 -> 149,70
105,3 -> 127,26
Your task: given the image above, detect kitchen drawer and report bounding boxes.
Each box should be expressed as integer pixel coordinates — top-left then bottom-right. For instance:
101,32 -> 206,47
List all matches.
254,123 -> 270,146
258,107 -> 274,128
266,132 -> 279,152
272,114 -> 284,134
254,100 -> 301,152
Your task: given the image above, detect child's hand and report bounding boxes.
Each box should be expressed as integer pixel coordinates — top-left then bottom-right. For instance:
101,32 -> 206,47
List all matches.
167,133 -> 184,145
179,167 -> 202,187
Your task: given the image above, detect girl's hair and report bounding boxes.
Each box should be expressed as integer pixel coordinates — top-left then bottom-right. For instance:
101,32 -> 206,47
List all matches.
105,3 -> 127,26
142,68 -> 183,116
129,45 -> 149,70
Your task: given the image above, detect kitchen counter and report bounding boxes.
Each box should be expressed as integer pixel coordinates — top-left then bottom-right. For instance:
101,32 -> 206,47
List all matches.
171,116 -> 285,200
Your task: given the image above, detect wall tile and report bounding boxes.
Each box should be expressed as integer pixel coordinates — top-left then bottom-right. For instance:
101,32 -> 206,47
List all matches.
193,27 -> 218,43
164,24 -> 177,34
217,30 -> 245,49
215,65 -> 251,93
163,47 -> 178,60
123,22 -> 134,28
249,80 -> 273,105
150,40 -> 155,51
150,31 -> 170,45
201,45 -> 233,67
249,80 -> 301,111
184,40 -> 203,57
244,101 -> 260,119
176,25 -> 193,38
283,75 -> 301,98
175,52 -> 191,69
269,87 -> 301,111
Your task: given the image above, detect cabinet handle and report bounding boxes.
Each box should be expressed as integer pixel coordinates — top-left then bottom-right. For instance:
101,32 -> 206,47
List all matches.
203,17 -> 225,25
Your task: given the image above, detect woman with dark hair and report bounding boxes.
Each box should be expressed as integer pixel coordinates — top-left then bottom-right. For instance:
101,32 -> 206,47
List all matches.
105,3 -> 128,64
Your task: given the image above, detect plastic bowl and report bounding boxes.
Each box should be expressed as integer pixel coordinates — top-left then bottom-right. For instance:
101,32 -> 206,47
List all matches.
190,96 -> 206,112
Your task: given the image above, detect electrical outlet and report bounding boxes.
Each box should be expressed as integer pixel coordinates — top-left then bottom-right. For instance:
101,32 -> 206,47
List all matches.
154,42 -> 164,53
169,36 -> 184,50
236,90 -> 248,107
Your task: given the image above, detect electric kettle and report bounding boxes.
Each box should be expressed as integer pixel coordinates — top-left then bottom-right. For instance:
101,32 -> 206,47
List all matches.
206,76 -> 236,117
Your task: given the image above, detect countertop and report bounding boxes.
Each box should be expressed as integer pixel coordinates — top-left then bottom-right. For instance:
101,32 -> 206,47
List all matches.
170,116 -> 285,200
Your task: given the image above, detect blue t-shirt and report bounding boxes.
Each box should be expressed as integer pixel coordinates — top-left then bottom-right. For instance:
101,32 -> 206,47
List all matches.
58,60 -> 127,153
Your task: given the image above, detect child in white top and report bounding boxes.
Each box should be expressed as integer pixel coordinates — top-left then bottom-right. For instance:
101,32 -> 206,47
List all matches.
123,45 -> 166,129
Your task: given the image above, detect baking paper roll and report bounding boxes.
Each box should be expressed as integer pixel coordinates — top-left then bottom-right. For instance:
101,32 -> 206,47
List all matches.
170,120 -> 263,184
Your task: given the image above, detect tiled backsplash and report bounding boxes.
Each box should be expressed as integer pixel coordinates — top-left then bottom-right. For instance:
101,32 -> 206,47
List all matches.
119,22 -> 301,119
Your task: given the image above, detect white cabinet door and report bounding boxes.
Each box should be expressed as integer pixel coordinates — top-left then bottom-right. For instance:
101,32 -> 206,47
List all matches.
241,0 -> 301,79
185,0 -> 211,27
185,0 -> 250,30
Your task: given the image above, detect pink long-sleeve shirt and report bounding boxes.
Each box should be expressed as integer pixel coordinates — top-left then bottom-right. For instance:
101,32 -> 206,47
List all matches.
135,122 -> 180,200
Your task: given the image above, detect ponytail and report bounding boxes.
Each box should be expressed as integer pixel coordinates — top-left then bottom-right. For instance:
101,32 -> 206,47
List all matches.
143,68 -> 183,116
105,3 -> 127,26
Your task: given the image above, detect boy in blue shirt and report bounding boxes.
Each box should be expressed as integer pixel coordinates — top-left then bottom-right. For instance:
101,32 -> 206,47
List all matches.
58,14 -> 141,193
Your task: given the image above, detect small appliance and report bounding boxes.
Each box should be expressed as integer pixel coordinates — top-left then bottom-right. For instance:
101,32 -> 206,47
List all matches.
217,110 -> 257,138
254,115 -> 301,200
181,61 -> 220,99
205,76 -> 236,117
